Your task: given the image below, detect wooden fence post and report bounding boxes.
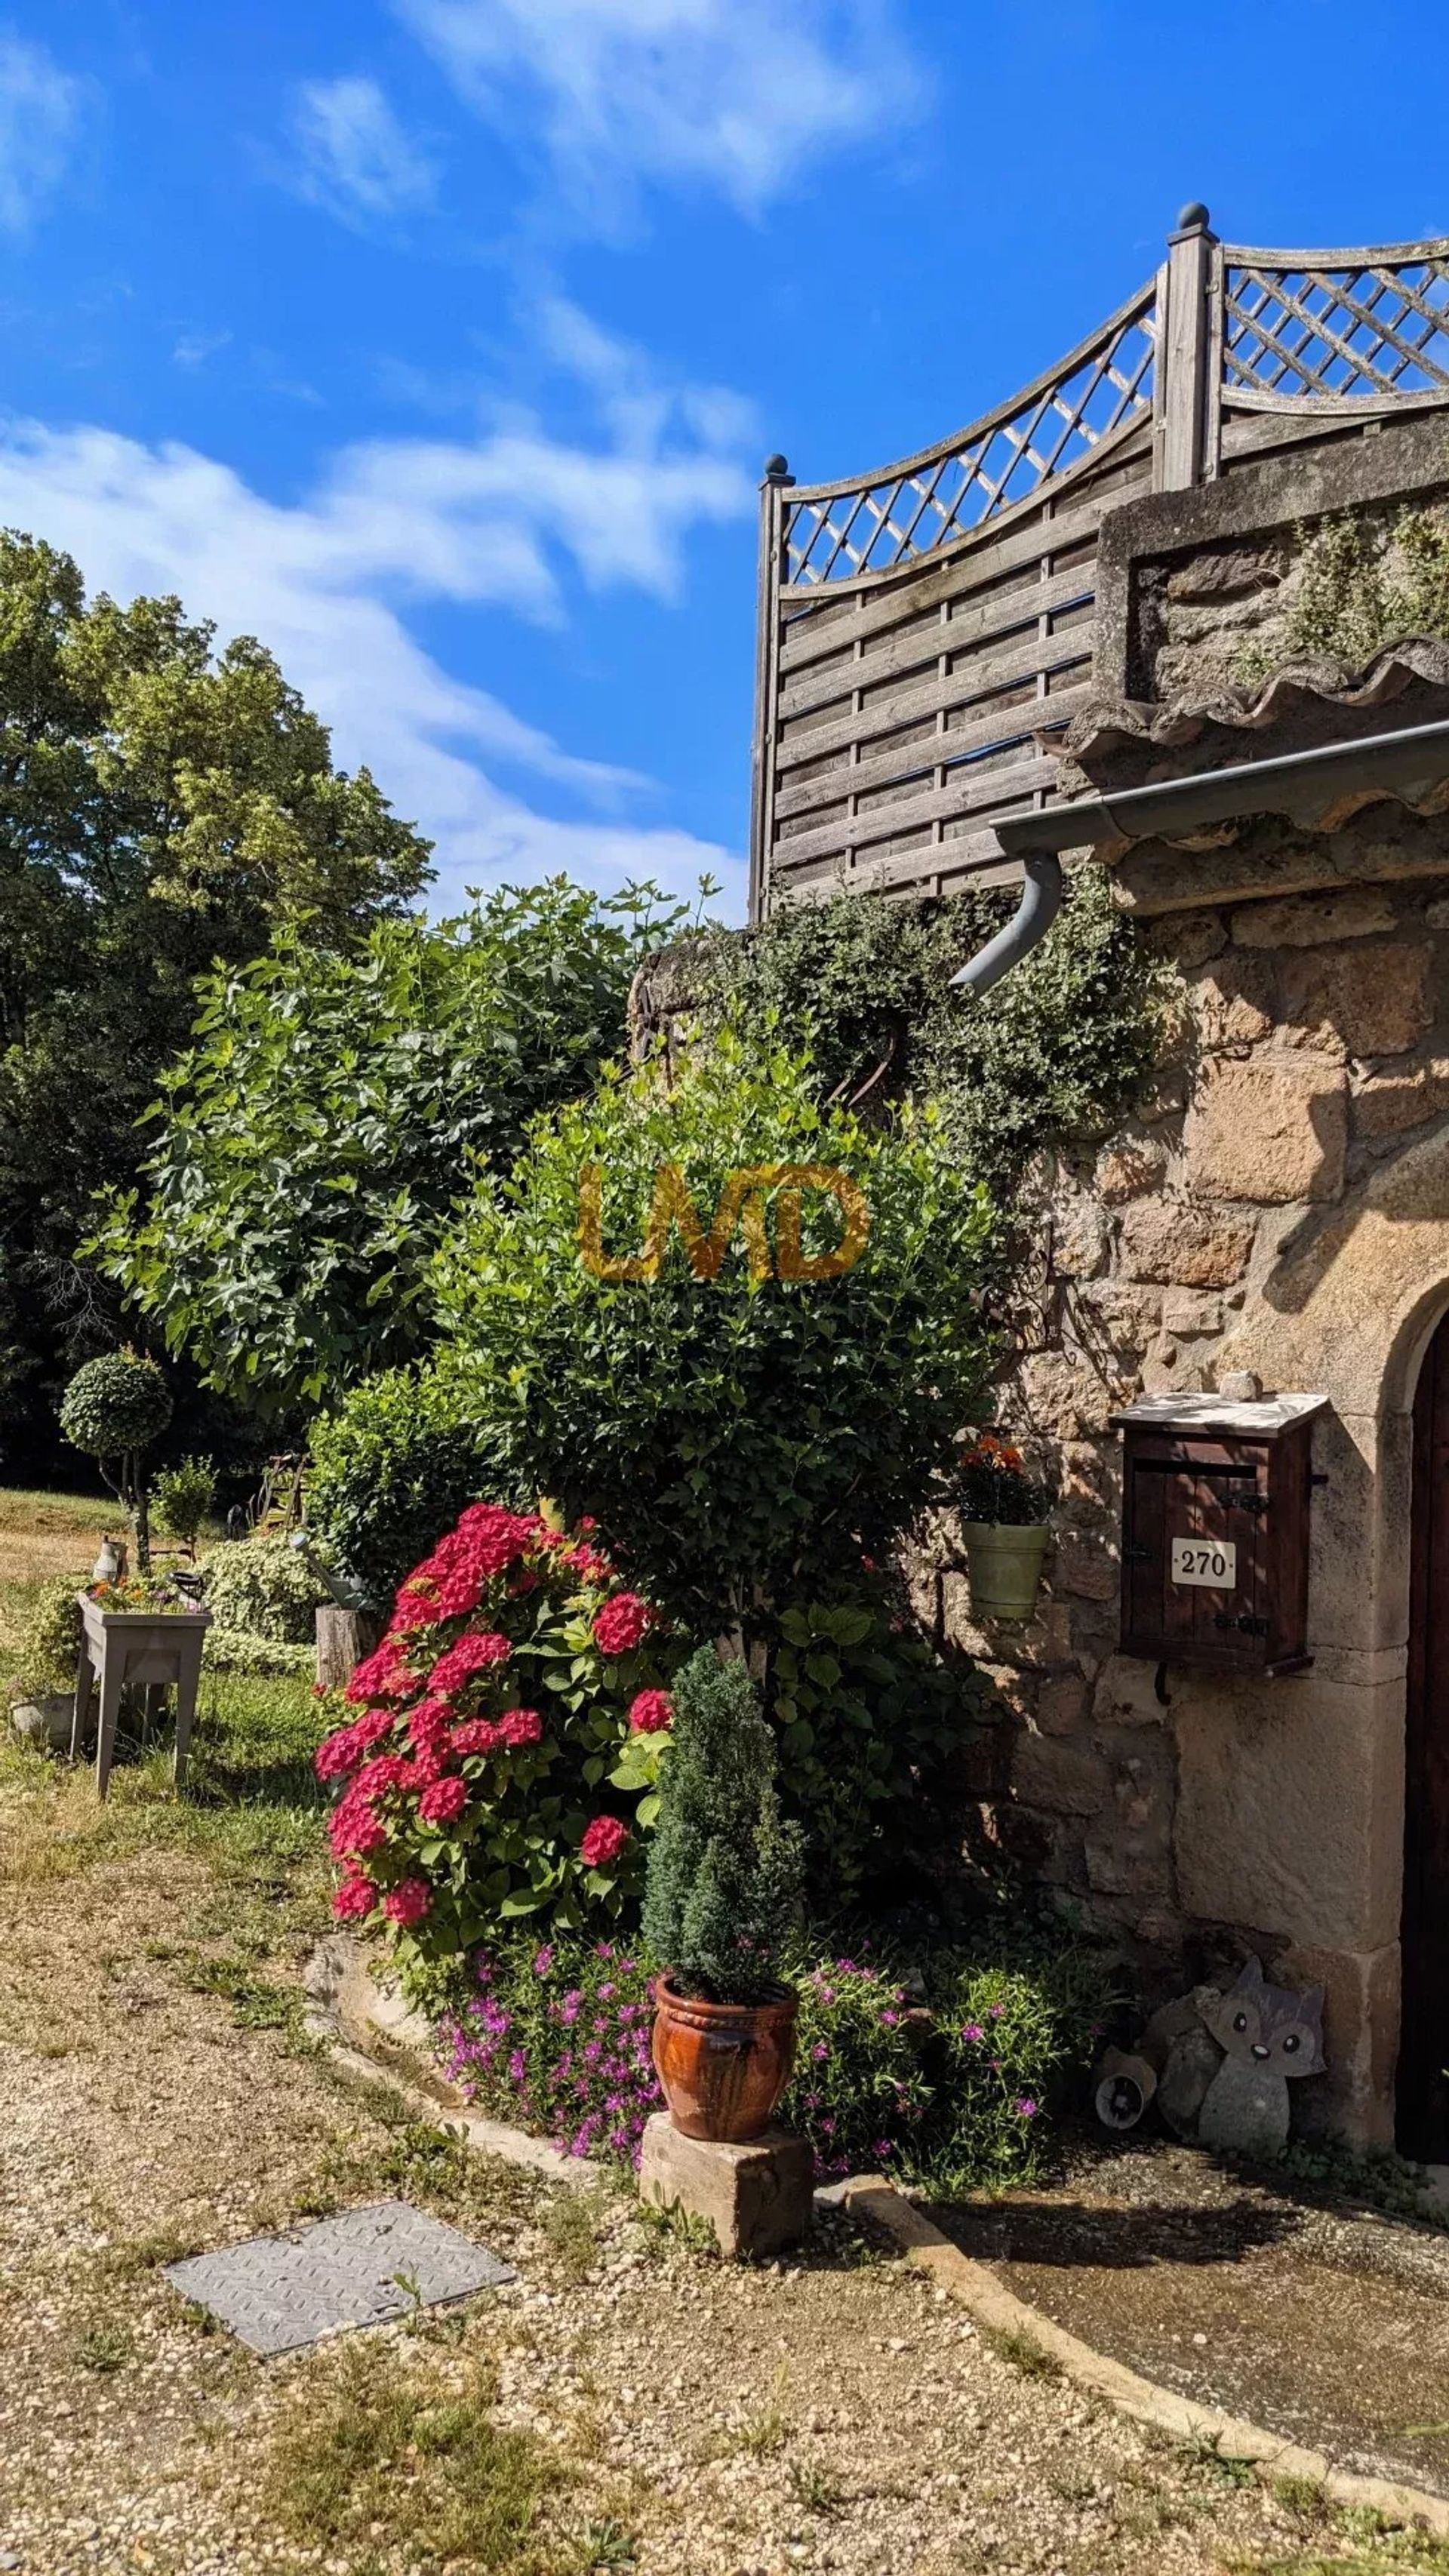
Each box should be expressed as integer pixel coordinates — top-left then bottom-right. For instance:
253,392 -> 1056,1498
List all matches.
747,456 -> 794,924
1156,202 -> 1220,491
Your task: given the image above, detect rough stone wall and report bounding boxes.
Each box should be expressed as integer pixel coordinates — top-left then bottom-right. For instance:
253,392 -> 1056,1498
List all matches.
1134,494 -> 1449,703
918,828 -> 1449,2145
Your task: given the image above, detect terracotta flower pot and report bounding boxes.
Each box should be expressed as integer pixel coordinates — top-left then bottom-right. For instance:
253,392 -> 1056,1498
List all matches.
961,1520 -> 1051,1624
651,1973 -> 798,2142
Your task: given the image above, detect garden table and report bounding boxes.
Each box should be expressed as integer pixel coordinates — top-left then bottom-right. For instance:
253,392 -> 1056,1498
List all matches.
71,1592 -> 211,1800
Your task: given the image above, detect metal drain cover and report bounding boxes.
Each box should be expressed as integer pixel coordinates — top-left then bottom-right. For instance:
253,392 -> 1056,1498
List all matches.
164,2199 -> 515,2354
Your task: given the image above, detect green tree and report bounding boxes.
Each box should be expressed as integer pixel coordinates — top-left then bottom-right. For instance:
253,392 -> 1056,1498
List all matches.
417,1023 -> 1000,1633
96,879 -> 693,1414
60,1350 -> 173,1570
0,528 -> 432,1456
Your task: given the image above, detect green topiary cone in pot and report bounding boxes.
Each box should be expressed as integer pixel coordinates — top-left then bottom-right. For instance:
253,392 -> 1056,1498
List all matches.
643,1645 -> 804,2141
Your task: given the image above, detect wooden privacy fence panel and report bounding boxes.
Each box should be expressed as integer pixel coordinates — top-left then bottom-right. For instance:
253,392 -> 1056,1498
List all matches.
751,217 -> 1449,918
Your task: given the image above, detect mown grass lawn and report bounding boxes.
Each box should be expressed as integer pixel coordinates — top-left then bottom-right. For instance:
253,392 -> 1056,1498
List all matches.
0,1482 -> 117,1584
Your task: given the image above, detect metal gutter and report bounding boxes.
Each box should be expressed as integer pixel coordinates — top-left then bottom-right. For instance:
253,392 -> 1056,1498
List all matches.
951,712 -> 1449,992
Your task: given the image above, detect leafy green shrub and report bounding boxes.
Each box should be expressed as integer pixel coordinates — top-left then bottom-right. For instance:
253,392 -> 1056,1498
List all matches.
309,1365 -> 510,1607
925,1940 -> 1117,2189
429,1024 -> 998,1634
153,1454 -> 217,1554
784,1953 -> 933,2179
60,1353 -> 172,1458
321,1503 -> 677,1959
202,1535 -> 331,1644
761,1583 -> 992,1909
97,879 -> 693,1415
204,1629 -> 314,1676
694,868 -> 1169,1193
641,1648 -> 803,2005
913,868 -> 1170,1190
8,1577 -> 82,1698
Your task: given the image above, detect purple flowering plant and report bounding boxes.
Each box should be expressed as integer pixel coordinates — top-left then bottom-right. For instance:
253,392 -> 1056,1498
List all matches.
931,1953 -> 1110,2187
787,1954 -> 933,2181
432,1920 -> 1116,2189
439,1932 -> 662,2167
435,1934 -> 940,2180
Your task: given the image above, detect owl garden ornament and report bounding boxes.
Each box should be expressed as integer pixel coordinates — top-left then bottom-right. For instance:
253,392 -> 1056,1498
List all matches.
1195,1956 -> 1326,2159
1093,1956 -> 1326,2159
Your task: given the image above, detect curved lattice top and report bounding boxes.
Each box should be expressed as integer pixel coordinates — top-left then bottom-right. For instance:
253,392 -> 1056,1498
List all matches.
783,276 -> 1158,588
783,231 -> 1449,591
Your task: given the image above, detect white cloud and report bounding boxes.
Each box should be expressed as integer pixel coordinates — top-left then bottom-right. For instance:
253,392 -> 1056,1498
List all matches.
0,29 -> 82,233
395,0 -> 917,216
0,398 -> 750,913
289,73 -> 438,223
172,329 -> 234,371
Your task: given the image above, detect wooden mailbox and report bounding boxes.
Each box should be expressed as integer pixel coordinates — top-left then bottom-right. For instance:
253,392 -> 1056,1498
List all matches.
1109,1393 -> 1327,1678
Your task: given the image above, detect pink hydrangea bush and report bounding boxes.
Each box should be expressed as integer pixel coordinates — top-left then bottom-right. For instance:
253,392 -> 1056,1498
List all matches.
318,1502 -> 676,1962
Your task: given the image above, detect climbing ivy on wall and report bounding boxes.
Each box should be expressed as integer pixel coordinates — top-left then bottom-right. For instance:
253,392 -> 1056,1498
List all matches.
691,864 -> 1171,1192
1238,503 -> 1449,683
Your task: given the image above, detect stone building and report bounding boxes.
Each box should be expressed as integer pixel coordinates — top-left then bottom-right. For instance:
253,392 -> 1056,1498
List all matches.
745,214 -> 1449,2152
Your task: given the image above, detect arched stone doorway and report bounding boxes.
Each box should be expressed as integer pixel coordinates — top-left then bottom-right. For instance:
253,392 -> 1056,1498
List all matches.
1401,1304 -> 1449,2159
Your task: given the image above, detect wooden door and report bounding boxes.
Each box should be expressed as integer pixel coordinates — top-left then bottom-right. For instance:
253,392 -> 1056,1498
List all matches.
1399,1308 -> 1449,2158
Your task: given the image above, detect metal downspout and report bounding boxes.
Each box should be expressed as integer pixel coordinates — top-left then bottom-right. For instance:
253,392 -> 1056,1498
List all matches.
949,853 -> 1064,993
949,713 -> 1449,994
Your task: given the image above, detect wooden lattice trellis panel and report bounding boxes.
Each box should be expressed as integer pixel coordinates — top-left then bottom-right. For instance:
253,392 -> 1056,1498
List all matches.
752,223 -> 1449,918
1222,245 -> 1449,405
783,278 -> 1158,588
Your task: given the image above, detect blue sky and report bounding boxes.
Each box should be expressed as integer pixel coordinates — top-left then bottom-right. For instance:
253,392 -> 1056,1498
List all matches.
3,0 -> 1447,919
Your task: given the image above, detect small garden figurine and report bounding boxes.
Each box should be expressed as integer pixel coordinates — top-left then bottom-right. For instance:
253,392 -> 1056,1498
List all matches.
953,1430 -> 1054,1624
60,1351 -> 173,1574
643,1645 -> 804,2141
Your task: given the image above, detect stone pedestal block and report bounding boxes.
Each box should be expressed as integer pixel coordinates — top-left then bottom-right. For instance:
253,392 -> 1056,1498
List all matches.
638,2113 -> 813,2259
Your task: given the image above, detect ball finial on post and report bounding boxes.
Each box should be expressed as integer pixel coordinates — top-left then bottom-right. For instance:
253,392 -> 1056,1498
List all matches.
1176,201 -> 1211,232
762,453 -> 792,483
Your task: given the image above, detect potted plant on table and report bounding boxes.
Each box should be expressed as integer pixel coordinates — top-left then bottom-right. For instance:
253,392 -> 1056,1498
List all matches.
954,1431 -> 1054,1624
642,1645 -> 804,2142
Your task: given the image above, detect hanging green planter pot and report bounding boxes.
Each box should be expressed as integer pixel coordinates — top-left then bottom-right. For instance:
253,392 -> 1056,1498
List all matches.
961,1522 -> 1051,1624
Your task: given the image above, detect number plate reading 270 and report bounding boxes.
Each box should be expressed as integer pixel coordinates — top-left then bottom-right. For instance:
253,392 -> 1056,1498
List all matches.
1170,1537 -> 1237,1590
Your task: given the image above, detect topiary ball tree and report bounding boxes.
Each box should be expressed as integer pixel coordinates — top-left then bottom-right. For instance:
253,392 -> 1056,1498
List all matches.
60,1351 -> 173,1571
641,1646 -> 804,2006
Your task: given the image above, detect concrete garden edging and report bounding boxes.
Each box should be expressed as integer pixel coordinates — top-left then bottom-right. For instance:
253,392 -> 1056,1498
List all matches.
302,1935 -> 603,2188
838,2176 -> 1449,2538
302,1938 -> 1449,2531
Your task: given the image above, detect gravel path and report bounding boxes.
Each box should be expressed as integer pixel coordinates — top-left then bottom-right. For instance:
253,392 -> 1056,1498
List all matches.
0,1795 -> 1432,2574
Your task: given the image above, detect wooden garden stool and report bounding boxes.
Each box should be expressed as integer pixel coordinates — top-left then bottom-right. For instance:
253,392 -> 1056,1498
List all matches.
71,1593 -> 211,1801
